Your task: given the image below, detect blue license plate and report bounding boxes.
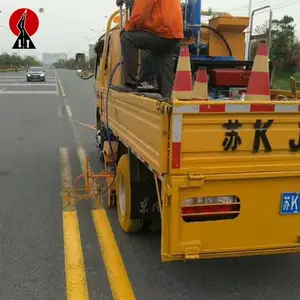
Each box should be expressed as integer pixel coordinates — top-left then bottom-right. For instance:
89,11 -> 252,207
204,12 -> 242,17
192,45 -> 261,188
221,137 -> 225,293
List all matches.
280,192 -> 300,215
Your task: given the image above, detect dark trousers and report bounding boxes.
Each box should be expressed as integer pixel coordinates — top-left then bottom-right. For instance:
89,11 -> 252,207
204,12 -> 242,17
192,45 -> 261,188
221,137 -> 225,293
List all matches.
121,30 -> 179,98
140,50 -> 156,85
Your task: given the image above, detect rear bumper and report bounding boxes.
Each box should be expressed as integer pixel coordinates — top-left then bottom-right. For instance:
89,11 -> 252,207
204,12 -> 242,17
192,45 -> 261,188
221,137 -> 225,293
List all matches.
162,244 -> 300,261
27,77 -> 45,81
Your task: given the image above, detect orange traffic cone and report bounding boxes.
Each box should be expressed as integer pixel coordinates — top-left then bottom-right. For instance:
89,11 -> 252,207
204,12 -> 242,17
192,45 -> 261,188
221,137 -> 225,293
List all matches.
193,67 -> 208,100
172,46 -> 193,100
245,41 -> 270,101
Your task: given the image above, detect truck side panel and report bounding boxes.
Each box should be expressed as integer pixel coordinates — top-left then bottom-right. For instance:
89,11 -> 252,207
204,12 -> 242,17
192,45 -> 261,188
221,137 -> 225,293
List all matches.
104,91 -> 169,174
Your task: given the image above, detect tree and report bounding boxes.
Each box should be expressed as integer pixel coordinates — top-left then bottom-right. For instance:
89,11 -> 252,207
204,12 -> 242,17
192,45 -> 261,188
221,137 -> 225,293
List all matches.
53,58 -> 77,69
0,54 -> 41,68
87,56 -> 96,69
254,15 -> 300,70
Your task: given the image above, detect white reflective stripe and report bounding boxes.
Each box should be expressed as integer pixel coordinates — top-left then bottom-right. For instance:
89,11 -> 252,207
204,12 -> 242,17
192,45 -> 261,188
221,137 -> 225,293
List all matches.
173,105 -> 199,113
225,104 -> 250,113
172,115 -> 183,142
274,104 -> 299,112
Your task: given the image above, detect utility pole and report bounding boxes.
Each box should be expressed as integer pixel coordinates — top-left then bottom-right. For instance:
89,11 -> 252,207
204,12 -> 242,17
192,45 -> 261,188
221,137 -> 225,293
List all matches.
244,0 -> 252,60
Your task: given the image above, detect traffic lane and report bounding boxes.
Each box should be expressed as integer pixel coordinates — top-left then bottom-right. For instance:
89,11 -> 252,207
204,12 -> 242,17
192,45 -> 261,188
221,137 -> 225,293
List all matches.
0,71 -> 26,78
0,73 -> 113,300
0,84 -> 57,93
0,70 -> 56,79
51,70 -> 114,300
0,93 -> 67,300
57,70 -> 137,299
0,72 -> 56,92
0,80 -> 56,83
0,74 -> 57,93
56,69 -> 95,124
0,94 -> 67,153
61,147 -> 113,300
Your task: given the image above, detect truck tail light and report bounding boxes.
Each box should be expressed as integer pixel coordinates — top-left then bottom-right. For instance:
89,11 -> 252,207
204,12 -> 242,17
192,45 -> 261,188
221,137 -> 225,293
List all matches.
181,196 -> 240,222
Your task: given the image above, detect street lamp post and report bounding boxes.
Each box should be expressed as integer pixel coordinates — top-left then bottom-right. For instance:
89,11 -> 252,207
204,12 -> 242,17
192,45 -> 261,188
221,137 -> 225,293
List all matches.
0,24 -> 11,54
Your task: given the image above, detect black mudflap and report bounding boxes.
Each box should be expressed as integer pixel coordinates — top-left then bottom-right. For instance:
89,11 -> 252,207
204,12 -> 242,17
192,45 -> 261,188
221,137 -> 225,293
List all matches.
128,151 -> 160,220
130,180 -> 160,219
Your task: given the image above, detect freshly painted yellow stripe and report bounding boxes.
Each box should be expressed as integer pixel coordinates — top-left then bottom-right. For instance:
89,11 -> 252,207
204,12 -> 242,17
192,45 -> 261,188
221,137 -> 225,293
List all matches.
76,147 -> 135,299
60,147 -> 89,300
92,209 -> 136,300
60,147 -> 75,211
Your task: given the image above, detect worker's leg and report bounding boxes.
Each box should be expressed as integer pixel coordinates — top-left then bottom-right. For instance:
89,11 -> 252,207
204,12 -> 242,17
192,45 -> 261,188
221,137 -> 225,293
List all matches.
153,51 -> 175,98
120,31 -> 139,90
112,30 -> 178,93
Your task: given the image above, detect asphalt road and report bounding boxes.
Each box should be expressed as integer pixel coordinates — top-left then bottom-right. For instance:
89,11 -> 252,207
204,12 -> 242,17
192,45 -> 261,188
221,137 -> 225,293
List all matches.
1,68 -> 300,300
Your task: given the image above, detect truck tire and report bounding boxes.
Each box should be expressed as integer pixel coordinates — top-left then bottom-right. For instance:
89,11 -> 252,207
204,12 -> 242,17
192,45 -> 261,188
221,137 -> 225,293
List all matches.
116,155 -> 144,232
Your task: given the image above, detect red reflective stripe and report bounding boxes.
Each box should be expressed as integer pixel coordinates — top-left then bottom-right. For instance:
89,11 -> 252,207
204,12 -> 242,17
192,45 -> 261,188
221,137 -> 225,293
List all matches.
250,104 -> 275,112
172,142 -> 181,169
199,104 -> 225,113
182,205 -> 235,215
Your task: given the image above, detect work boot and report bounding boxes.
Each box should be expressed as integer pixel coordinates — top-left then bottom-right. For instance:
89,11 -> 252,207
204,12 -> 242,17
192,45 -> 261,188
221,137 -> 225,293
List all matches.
137,80 -> 159,93
111,83 -> 137,93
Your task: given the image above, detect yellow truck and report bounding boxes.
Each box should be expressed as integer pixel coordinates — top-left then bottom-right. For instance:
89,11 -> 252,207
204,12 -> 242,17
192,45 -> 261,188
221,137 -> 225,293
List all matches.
76,4 -> 300,262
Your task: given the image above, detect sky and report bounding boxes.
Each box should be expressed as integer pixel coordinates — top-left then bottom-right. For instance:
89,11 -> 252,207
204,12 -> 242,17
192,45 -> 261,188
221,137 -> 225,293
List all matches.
0,0 -> 300,60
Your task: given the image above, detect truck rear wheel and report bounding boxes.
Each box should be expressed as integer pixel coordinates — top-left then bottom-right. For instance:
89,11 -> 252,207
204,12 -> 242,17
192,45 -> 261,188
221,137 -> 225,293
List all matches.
116,155 -> 144,232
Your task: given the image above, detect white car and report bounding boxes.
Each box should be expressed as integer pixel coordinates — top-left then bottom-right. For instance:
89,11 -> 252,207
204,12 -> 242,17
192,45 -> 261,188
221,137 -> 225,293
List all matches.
76,69 -> 82,76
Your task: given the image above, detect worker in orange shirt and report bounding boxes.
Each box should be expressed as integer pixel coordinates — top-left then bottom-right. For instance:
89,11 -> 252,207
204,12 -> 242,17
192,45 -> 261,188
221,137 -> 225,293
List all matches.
112,0 -> 184,99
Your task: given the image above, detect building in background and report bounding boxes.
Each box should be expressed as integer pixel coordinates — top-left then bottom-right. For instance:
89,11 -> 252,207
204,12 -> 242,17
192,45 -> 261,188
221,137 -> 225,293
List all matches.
42,52 -> 68,65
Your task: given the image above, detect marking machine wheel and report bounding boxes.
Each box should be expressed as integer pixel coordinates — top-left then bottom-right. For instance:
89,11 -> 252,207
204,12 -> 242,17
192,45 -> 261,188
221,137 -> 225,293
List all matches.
116,155 -> 144,232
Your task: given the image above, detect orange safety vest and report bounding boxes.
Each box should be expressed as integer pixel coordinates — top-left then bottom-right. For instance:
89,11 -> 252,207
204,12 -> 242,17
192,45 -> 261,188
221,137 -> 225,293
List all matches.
124,0 -> 184,39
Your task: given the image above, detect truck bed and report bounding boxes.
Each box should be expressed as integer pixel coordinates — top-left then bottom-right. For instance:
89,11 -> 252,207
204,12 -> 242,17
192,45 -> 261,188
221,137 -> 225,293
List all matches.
104,92 -> 300,177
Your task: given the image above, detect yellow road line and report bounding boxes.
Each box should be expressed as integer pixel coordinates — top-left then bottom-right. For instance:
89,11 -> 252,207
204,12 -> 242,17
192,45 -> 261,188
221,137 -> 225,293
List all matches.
92,210 -> 135,300
60,147 -> 75,212
74,120 -> 96,130
63,211 -> 89,300
76,147 -> 135,300
60,147 -> 89,300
